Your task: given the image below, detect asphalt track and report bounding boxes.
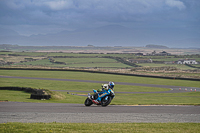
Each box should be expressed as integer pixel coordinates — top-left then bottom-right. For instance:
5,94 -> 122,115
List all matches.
0,75 -> 200,123
0,102 -> 200,123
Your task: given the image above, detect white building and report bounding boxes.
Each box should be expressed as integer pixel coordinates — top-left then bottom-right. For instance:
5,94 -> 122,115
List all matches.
177,59 -> 198,64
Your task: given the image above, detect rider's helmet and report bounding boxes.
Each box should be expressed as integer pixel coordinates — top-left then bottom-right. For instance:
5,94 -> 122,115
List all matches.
108,81 -> 115,90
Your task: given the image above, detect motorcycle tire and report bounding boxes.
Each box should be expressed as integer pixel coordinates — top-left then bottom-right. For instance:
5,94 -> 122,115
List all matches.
101,96 -> 112,107
84,98 -> 93,106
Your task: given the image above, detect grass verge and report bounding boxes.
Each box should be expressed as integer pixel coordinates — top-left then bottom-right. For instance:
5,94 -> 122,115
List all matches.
0,70 -> 200,87
0,90 -> 85,103
0,90 -> 199,105
0,70 -> 199,105
0,123 -> 200,133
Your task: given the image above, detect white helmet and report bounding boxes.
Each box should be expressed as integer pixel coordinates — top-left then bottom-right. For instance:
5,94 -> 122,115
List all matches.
108,81 -> 115,89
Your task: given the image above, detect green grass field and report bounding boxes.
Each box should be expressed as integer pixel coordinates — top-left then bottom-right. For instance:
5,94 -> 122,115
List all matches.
1,123 -> 199,133
54,57 -> 116,63
0,64 -> 200,132
1,89 -> 199,105
12,57 -> 131,68
14,59 -> 53,66
0,70 -> 199,105
0,70 -> 199,87
137,63 -> 197,70
54,57 -> 130,68
2,51 -> 200,71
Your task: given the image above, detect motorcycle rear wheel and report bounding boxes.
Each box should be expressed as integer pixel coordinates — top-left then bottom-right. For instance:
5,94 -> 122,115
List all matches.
101,96 -> 111,107
84,98 -> 93,106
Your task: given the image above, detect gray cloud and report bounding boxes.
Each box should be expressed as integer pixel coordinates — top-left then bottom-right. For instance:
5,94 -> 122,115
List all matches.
0,0 -> 190,26
0,0 -> 199,47
165,0 -> 186,10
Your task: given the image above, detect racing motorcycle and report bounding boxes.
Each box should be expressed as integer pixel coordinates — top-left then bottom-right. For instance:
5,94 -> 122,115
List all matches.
84,88 -> 115,107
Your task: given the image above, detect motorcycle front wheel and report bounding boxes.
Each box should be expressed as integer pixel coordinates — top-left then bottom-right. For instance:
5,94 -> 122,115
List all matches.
101,96 -> 111,107
84,98 -> 93,106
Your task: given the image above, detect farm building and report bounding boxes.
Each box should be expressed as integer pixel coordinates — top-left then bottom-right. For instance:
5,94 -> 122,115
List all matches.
135,53 -> 144,56
177,59 -> 198,64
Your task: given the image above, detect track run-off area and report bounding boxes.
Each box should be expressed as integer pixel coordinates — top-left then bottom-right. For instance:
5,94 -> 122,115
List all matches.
1,75 -> 200,93
0,75 -> 200,123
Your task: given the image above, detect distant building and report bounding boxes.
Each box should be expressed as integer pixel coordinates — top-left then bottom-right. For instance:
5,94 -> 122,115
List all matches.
135,53 -> 144,56
177,59 -> 198,64
158,51 -> 171,56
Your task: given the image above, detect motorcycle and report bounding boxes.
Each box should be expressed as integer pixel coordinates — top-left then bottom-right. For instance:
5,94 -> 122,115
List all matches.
84,88 -> 115,107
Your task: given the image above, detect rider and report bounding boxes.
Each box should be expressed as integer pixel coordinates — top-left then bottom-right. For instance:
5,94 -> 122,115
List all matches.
99,81 -> 115,92
101,81 -> 115,91
91,81 -> 115,100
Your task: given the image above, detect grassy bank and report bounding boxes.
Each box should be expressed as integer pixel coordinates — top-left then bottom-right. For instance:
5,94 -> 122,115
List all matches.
0,69 -> 200,105
1,89 -> 199,105
0,70 -> 200,87
1,123 -> 200,133
0,90 -> 85,104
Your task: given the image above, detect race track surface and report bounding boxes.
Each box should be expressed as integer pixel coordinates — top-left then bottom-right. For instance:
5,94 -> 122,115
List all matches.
0,102 -> 200,123
0,75 -> 200,123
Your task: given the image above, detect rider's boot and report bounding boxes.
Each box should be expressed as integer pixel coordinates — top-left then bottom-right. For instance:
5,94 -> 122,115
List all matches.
88,93 -> 92,100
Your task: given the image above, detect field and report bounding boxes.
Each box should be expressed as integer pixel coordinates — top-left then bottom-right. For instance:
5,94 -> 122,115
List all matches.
1,44 -> 200,55
1,123 -> 200,133
0,48 -> 200,132
0,70 -> 199,105
0,50 -> 200,79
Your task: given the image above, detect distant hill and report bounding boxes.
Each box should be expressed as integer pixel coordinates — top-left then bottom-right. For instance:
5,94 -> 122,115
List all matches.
0,25 -> 199,48
145,45 -> 169,49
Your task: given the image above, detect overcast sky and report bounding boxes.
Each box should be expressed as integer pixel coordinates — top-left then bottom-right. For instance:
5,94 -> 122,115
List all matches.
0,0 -> 199,46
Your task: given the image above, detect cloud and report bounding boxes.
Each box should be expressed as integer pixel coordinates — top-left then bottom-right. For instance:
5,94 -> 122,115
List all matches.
165,0 -> 186,10
44,0 -> 74,10
0,0 -> 197,36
